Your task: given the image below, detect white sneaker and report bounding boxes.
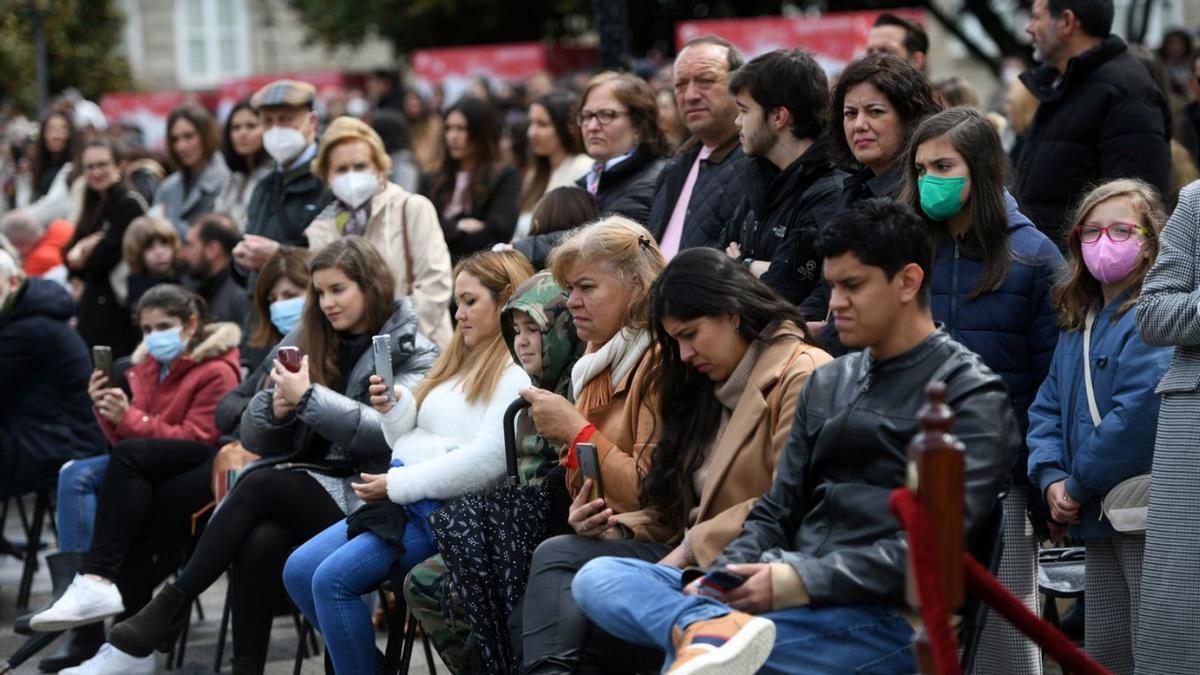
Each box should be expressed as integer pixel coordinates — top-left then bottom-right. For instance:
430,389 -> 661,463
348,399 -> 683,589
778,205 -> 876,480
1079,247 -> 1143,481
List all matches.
29,574 -> 125,632
60,643 -> 156,675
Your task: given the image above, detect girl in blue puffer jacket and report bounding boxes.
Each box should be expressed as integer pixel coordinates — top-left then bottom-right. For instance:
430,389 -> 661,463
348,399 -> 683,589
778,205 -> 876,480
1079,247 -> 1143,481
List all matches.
898,106 -> 1063,675
1027,178 -> 1171,674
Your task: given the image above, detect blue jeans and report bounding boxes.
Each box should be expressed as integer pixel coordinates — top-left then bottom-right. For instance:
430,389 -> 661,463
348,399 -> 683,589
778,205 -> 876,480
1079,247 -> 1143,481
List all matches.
573,557 -> 917,674
283,518 -> 438,674
55,455 -> 110,553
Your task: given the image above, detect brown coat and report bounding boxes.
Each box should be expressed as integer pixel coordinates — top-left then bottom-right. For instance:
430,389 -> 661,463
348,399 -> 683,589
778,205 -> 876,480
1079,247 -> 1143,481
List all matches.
617,325 -> 832,565
565,348 -> 661,515
305,182 -> 453,349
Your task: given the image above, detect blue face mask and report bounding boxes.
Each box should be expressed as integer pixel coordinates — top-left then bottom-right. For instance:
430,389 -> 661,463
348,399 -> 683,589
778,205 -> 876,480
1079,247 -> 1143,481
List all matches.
270,296 -> 305,336
145,326 -> 186,364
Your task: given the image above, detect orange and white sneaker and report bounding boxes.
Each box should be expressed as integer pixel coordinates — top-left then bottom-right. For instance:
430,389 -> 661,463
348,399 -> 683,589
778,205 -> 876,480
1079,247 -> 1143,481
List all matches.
666,610 -> 776,675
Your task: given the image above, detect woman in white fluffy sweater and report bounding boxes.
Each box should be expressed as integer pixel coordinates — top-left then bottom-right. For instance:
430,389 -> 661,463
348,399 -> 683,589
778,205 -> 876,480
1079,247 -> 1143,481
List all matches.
283,249 -> 534,674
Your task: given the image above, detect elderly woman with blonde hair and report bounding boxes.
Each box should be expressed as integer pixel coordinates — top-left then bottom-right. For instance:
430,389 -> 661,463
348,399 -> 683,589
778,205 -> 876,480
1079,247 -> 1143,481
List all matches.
305,116 -> 454,348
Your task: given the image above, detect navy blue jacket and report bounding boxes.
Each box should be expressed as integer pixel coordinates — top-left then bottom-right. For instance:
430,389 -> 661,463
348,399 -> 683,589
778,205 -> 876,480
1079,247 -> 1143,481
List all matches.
1027,294 -> 1170,538
0,279 -> 105,496
930,193 -> 1064,472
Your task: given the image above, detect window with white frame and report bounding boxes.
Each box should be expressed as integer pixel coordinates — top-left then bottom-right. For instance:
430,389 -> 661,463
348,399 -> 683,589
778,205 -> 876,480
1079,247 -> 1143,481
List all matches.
174,0 -> 250,89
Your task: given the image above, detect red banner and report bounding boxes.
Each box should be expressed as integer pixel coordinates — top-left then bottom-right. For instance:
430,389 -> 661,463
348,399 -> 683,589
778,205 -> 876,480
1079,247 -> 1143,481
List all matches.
677,9 -> 926,74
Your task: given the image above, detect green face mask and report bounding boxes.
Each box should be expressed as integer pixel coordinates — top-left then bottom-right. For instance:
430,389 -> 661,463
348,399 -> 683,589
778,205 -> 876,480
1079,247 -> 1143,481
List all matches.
918,174 -> 968,221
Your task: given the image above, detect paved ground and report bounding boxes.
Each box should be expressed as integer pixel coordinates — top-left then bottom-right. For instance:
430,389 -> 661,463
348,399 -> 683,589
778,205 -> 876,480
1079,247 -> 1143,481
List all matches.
0,493 -> 438,674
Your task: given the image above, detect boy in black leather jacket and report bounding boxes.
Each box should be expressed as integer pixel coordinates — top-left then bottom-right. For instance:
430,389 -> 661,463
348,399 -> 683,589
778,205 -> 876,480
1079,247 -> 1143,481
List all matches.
568,199 -> 1019,674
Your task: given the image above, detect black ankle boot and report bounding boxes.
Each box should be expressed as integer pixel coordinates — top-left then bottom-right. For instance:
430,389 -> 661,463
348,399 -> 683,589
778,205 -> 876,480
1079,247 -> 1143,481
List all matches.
229,656 -> 263,675
108,583 -> 190,657
37,621 -> 106,672
16,552 -> 86,636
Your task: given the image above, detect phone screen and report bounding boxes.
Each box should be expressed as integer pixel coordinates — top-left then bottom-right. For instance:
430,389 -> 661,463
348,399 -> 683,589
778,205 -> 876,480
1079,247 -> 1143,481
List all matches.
576,443 -> 604,501
372,335 -> 394,401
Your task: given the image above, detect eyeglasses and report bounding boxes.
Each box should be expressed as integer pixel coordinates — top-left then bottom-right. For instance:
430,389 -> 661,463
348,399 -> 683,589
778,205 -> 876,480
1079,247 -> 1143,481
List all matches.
576,109 -> 625,127
1074,222 -> 1147,243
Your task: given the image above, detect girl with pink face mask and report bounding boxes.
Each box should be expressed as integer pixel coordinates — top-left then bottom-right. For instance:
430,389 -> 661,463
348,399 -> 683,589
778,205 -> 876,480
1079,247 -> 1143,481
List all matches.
1027,178 -> 1172,673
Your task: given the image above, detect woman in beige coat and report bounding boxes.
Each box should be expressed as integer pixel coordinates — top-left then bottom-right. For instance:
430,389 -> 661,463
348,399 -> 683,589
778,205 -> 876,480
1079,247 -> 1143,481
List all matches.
305,116 -> 453,348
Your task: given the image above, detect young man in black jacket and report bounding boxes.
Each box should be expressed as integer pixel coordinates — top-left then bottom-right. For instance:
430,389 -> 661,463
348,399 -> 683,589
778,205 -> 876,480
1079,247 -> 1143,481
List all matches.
569,200 -> 1019,674
723,49 -> 840,319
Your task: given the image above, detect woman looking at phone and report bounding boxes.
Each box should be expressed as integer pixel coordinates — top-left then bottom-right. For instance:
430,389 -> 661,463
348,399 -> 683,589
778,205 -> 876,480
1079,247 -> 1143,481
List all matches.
522,247 -> 831,674
281,249 -> 534,674
28,285 -> 241,673
103,238 -> 437,674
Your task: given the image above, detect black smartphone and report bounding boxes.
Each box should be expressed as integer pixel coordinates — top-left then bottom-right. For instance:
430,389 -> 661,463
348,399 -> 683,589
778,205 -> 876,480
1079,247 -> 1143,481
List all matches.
92,345 -> 113,383
698,569 -> 746,598
576,442 -> 604,501
277,346 -> 302,373
372,334 -> 394,401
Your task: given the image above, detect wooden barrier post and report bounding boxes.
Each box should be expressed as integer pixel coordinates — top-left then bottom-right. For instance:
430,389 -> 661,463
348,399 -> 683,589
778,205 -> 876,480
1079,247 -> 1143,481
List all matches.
905,381 -> 966,673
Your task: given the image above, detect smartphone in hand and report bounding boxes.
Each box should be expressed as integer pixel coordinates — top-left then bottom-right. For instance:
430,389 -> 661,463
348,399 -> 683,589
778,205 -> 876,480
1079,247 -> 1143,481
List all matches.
372,334 -> 394,401
576,442 -> 605,501
92,345 -> 113,383
697,569 -> 746,598
277,346 -> 302,373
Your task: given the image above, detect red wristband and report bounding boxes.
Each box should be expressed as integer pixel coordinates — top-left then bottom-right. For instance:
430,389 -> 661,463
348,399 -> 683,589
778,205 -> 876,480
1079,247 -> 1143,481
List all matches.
564,423 -> 596,469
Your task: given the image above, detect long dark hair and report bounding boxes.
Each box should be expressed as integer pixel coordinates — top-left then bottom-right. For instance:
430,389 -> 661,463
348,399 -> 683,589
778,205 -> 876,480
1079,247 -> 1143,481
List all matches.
298,238 -> 395,387
251,246 -> 313,347
519,90 -> 582,213
898,107 -> 1010,299
221,99 -> 268,174
72,138 -> 128,246
640,248 -> 810,531
165,102 -> 221,174
31,110 -> 77,199
430,96 -> 503,215
135,284 -> 209,353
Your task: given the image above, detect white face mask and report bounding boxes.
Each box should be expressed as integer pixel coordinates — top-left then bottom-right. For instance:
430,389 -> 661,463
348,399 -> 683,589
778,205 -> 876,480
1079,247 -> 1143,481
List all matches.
263,126 -> 308,165
331,171 -> 380,209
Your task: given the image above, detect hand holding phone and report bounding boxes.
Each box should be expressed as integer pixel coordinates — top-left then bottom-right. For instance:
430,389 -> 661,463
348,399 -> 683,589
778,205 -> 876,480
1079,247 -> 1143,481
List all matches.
575,443 -> 605,501
372,335 -> 394,401
277,346 -> 302,373
92,345 -> 113,384
697,569 -> 747,599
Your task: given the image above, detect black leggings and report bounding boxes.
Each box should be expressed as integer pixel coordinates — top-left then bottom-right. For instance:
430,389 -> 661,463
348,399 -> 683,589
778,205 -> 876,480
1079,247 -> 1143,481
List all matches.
172,467 -> 344,661
81,438 -> 216,617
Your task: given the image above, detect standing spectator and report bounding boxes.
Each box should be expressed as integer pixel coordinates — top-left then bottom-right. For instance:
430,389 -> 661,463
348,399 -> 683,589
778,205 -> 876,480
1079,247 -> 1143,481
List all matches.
514,90 -> 593,241
233,80 -> 333,276
122,215 -> 181,308
898,107 -> 1063,675
179,213 -> 250,326
214,99 -> 271,232
1181,53 -> 1200,168
153,103 -> 230,236
366,68 -> 406,113
22,110 -> 79,227
1028,178 -> 1170,674
1158,28 -> 1194,99
306,116 -> 453,348
649,36 -> 747,259
403,89 -> 445,174
422,96 -> 521,260
105,238 -> 437,673
1135,179 -> 1200,673
865,13 -> 929,71
367,109 -> 421,194
66,138 -> 148,358
0,249 -> 104,510
723,49 -> 840,317
1016,0 -> 1170,244
570,199 -> 1017,675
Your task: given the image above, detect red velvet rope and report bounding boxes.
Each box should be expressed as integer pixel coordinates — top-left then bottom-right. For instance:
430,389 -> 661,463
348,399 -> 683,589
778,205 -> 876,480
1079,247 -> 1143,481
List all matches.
890,487 -> 1111,675
890,488 -> 964,675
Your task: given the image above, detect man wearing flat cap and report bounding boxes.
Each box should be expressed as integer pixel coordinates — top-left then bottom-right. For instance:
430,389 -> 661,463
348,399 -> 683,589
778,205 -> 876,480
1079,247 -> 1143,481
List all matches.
233,79 -> 332,276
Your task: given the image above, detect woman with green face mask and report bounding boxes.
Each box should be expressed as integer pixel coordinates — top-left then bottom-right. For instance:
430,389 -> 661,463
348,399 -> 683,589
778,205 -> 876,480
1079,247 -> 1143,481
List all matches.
898,106 -> 1065,675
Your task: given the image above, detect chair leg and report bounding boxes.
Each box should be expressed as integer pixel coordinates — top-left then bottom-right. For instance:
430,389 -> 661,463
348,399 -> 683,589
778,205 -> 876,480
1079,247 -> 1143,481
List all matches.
293,620 -> 311,675
420,626 -> 438,675
175,611 -> 191,668
17,491 -> 49,611
213,575 -> 233,673
399,611 -> 419,674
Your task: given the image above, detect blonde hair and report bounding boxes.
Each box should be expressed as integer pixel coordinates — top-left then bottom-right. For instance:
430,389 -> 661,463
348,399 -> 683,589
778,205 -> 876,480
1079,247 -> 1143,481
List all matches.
414,249 -> 535,407
1005,78 -> 1038,137
311,116 -> 392,183
547,215 -> 665,332
1054,178 -> 1166,331
122,216 -> 180,275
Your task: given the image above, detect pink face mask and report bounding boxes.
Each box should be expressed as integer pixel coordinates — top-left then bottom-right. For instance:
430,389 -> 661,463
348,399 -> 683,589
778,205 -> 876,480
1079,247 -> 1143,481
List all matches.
1081,237 -> 1144,285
